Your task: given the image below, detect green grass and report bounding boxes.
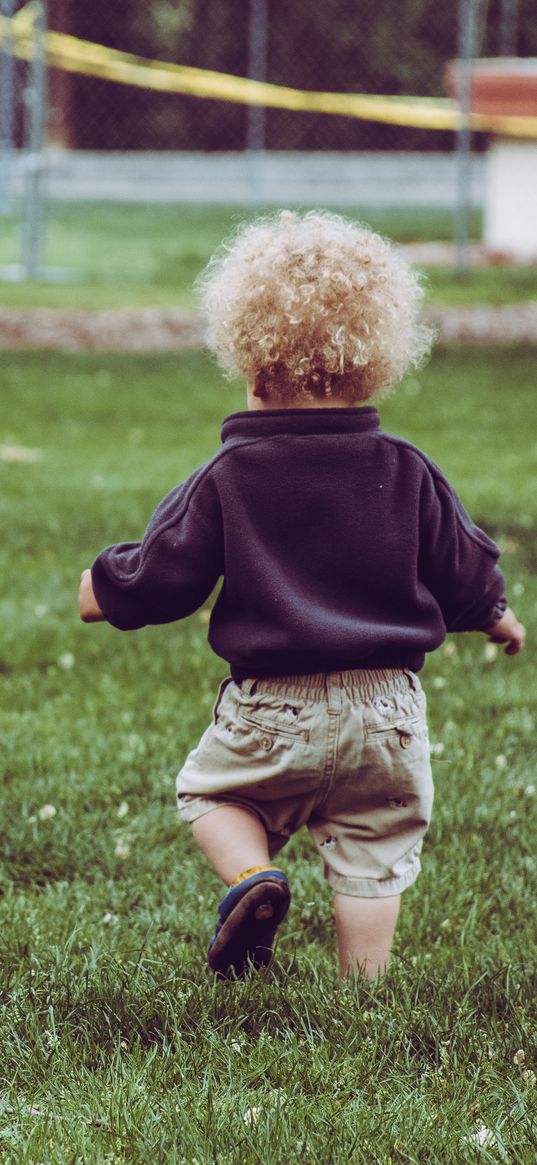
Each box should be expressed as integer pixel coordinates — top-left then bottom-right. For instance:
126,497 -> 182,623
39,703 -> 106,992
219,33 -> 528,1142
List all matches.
1,347 -> 536,1163
3,201 -> 537,311
425,265 -> 537,308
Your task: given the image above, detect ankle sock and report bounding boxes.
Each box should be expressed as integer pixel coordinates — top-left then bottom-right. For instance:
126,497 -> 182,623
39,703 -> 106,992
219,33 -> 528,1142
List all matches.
229,864 -> 285,889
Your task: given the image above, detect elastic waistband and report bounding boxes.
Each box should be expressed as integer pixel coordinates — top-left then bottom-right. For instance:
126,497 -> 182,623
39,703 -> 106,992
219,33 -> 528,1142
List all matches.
240,668 -> 419,704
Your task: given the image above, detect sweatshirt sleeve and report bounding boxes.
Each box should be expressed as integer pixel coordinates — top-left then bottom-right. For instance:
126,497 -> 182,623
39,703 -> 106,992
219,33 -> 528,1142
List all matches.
91,467 -> 223,631
418,462 -> 507,634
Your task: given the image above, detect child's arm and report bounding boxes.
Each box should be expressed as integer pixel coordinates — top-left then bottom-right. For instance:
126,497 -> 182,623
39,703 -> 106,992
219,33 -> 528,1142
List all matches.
486,606 -> 525,655
78,465 -> 223,631
417,459 -> 524,647
79,568 -> 105,623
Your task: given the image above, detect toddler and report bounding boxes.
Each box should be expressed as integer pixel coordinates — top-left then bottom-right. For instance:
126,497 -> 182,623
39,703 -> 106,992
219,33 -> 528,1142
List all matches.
79,210 -> 524,980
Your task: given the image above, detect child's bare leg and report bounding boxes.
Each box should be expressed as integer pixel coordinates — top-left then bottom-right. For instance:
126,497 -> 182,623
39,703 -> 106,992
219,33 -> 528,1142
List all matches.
335,892 -> 400,980
191,804 -> 271,885
193,806 -> 289,978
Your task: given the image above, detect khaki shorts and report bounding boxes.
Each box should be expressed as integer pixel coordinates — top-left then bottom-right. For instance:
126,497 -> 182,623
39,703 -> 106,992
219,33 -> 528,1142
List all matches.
177,669 -> 433,898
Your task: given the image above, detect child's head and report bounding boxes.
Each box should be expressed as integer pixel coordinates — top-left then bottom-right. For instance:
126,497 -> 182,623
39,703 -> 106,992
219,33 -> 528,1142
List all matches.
197,209 -> 433,406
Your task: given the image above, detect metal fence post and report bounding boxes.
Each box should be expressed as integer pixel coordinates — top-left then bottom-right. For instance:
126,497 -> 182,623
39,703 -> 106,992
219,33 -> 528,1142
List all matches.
499,0 -> 518,57
21,0 -> 47,279
0,0 -> 16,213
247,0 -> 268,200
247,0 -> 268,151
455,0 -> 477,276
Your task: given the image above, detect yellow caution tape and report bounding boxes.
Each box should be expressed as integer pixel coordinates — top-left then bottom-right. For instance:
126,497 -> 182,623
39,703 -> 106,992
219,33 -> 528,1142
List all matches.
10,1 -> 40,33
2,9 -> 537,139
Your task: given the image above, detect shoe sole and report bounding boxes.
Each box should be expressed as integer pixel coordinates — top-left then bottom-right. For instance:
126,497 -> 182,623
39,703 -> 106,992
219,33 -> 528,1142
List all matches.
208,878 -> 291,978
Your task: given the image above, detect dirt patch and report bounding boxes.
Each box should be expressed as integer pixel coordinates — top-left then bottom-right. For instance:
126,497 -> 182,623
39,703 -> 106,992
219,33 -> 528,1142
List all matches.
0,302 -> 536,351
426,302 -> 537,344
0,308 -> 205,352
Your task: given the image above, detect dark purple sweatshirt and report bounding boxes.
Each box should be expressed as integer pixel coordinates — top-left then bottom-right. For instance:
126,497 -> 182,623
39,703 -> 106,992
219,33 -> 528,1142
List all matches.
91,407 -> 506,679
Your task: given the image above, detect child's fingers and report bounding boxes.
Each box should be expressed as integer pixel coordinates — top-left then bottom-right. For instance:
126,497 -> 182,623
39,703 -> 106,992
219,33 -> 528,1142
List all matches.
78,569 -> 105,622
487,608 -> 525,655
492,622 -> 526,654
504,635 -> 525,655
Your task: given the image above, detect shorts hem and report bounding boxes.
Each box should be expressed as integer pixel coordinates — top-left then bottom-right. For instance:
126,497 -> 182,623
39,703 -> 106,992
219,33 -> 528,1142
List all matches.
177,796 -> 225,824
326,859 -> 421,898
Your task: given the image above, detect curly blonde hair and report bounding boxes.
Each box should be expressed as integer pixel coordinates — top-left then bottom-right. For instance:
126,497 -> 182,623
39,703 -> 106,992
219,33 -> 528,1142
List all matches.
196,209 -> 433,403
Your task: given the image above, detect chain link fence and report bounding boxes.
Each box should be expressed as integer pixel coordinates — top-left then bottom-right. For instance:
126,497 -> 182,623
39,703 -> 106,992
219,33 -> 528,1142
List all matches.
0,0 -> 21,206
41,0 -> 537,154
2,0 -> 537,277
1,0 -> 47,274
4,1 -> 537,162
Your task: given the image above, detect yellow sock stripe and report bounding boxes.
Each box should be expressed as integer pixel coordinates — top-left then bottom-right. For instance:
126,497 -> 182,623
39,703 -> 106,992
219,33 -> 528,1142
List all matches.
229,865 -> 284,889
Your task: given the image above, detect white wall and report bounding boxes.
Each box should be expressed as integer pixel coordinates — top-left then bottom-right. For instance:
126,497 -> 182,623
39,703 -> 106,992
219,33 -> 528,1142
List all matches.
485,139 -> 537,260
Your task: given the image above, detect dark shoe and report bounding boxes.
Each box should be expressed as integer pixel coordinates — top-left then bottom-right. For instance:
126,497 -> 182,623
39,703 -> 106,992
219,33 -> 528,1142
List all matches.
208,868 -> 291,978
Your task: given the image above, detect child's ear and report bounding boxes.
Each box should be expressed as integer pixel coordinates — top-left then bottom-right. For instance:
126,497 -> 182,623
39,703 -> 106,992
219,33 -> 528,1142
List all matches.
253,371 -> 270,400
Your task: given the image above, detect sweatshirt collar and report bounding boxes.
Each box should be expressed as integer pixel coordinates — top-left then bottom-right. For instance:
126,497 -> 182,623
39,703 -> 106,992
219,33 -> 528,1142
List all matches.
221,407 -> 380,443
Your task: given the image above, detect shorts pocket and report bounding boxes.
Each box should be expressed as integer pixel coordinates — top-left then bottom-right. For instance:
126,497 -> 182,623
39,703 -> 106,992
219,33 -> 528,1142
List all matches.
237,710 -> 309,742
364,716 -> 427,749
235,693 -> 309,742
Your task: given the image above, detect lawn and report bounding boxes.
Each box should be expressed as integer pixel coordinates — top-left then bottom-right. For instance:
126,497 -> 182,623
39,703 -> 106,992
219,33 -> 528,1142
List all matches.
0,347 -> 536,1163
2,202 -> 537,310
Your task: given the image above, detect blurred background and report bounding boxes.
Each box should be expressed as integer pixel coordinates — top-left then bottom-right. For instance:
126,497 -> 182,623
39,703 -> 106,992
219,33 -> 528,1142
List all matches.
1,0 -> 537,291
5,0 -> 536,152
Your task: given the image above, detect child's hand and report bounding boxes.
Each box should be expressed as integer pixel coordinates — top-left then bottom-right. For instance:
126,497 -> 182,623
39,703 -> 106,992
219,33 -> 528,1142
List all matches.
487,607 -> 525,655
79,569 -> 105,622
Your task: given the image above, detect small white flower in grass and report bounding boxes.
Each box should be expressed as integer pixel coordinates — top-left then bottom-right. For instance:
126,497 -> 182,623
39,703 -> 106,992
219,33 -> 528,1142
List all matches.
432,676 -> 446,689
231,1040 -> 242,1052
243,1090 -> 285,1125
495,754 -> 507,770
443,641 -> 457,657
525,784 -> 535,797
0,444 -> 43,463
484,643 -> 498,663
58,652 -> 75,670
114,837 -> 130,859
34,603 -> 48,618
102,912 -> 118,924
508,810 -> 517,820
513,1049 -> 526,1065
117,800 -> 129,819
430,742 -> 445,758
522,1069 -> 536,1087
463,1123 -> 495,1148
243,1106 -> 261,1126
38,804 -> 56,820
512,581 -> 525,597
